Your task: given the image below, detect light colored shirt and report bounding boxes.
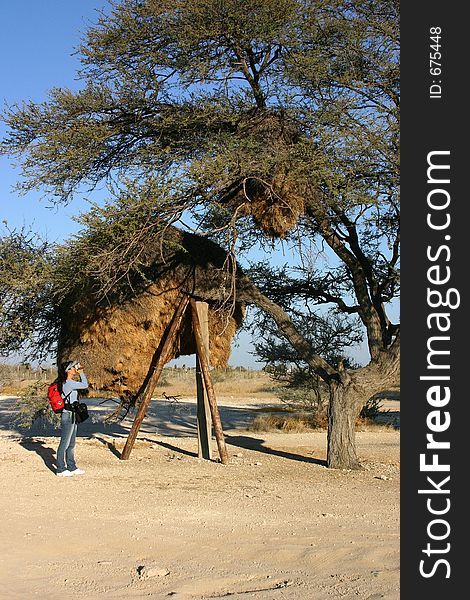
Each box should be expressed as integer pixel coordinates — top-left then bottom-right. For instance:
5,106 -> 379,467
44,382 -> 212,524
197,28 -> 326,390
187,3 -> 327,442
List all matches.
62,373 -> 88,403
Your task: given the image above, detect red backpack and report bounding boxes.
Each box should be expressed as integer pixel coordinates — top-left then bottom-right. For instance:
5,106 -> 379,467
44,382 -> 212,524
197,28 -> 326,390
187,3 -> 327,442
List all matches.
47,382 -> 70,414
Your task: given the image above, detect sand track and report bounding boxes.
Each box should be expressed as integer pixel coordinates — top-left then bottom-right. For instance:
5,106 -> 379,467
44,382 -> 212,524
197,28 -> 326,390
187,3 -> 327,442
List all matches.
0,396 -> 399,599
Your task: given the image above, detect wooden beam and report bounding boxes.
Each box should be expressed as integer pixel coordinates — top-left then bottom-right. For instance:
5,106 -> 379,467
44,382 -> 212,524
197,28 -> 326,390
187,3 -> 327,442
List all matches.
195,301 -> 212,460
120,294 -> 190,460
190,299 -> 229,465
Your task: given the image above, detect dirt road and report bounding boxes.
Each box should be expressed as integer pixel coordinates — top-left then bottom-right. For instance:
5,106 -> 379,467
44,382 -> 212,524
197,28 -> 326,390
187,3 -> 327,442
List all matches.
0,396 -> 399,599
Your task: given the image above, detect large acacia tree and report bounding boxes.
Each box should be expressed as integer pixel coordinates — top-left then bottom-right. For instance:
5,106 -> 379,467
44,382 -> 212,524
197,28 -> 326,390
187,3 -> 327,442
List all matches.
1,0 -> 399,469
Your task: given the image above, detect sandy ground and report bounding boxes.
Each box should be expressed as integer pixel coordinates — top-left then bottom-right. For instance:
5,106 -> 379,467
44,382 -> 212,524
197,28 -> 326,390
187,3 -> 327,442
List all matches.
0,395 -> 399,600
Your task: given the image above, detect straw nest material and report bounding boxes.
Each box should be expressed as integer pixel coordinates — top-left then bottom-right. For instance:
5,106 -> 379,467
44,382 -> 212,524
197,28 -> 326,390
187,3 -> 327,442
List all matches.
220,110 -> 305,238
235,170 -> 305,239
57,228 -> 244,397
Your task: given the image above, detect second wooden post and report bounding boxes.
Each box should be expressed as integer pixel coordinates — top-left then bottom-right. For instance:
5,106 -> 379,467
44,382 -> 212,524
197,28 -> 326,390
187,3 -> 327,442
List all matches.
190,299 -> 229,465
194,301 -> 213,460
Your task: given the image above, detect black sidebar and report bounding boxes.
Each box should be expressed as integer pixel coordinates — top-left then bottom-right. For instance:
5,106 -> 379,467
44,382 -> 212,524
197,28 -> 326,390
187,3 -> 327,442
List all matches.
401,3 -> 467,598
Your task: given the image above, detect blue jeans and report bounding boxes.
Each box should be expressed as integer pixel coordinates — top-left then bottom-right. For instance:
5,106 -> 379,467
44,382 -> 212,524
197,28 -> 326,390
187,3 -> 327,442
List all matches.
57,410 -> 78,472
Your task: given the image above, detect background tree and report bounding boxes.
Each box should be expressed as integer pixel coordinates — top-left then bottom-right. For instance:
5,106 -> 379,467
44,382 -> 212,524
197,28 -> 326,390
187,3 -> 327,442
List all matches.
252,292 -> 363,426
0,227 -> 55,358
1,0 -> 399,469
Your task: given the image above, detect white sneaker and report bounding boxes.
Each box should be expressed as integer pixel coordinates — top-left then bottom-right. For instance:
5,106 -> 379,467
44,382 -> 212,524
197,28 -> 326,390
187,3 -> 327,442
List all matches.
70,468 -> 85,475
57,470 -> 73,477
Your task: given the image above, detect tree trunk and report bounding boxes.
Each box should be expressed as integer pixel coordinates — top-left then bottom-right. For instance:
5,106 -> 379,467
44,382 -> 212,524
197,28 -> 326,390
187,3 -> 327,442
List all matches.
327,378 -> 362,469
327,339 -> 400,469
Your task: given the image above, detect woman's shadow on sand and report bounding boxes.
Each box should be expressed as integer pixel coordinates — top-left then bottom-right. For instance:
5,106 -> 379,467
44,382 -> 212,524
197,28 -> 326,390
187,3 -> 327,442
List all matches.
19,438 -> 57,473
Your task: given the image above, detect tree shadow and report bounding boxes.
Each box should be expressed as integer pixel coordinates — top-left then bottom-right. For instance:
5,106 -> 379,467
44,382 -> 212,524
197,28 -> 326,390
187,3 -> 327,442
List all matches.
371,389 -> 400,401
150,439 -> 198,458
374,410 -> 400,429
93,435 -> 123,459
93,435 -> 199,460
226,435 -> 327,467
19,438 -> 56,473
96,433 -> 325,465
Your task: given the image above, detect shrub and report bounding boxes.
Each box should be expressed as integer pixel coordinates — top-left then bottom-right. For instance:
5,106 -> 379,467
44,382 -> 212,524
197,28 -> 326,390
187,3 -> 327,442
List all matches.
13,380 -> 60,429
360,396 -> 385,421
250,412 -> 326,433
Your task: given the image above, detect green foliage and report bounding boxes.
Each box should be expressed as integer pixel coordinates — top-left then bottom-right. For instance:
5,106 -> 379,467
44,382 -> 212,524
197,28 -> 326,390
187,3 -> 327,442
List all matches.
14,380 -> 60,429
278,378 -> 328,412
267,371 -> 385,429
0,227 -> 59,360
0,189 -> 186,360
61,184 -> 183,302
274,368 -> 328,409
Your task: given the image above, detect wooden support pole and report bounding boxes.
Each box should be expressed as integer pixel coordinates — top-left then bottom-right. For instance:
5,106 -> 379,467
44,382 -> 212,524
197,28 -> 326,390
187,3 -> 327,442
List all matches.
121,294 -> 190,460
195,301 -> 212,460
190,299 -> 229,465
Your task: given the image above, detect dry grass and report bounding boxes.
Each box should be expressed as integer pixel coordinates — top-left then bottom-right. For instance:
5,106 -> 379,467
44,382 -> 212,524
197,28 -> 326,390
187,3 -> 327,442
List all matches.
355,417 -> 398,432
250,413 -> 398,434
0,365 -> 281,400
55,225 -> 248,398
156,367 -> 282,399
250,413 -> 325,433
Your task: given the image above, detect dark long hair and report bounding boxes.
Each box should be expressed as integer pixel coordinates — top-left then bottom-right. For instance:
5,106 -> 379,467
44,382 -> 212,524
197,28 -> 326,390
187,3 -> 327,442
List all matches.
56,362 -> 70,394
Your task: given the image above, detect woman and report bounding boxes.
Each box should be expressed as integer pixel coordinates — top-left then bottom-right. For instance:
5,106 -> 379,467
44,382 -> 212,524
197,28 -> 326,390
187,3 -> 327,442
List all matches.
56,360 -> 88,477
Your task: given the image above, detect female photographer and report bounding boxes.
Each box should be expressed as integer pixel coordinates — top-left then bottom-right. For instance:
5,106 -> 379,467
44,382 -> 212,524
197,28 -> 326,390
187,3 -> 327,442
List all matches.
56,360 -> 88,477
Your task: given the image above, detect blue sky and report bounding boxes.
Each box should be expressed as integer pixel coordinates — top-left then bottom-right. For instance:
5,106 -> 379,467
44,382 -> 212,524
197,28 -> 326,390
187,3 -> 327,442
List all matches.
0,1 -> 384,368
0,1 -> 111,243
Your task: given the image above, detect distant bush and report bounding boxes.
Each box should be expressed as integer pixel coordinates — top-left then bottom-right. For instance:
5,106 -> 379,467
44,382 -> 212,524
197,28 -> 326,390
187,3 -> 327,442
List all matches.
250,413 -> 325,433
359,396 -> 385,421
256,367 -> 390,433
270,369 -> 329,430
